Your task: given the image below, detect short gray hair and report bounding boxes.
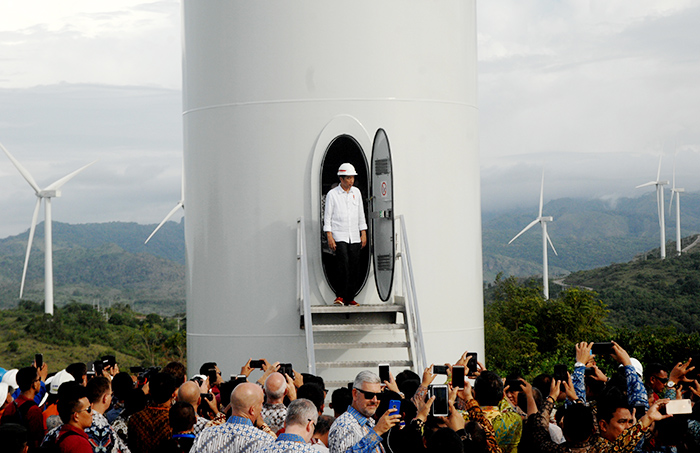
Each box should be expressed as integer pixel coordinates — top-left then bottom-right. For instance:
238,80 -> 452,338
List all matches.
353,370 -> 380,391
285,398 -> 318,427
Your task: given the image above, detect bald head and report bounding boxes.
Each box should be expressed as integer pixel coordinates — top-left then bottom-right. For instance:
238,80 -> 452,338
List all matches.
231,383 -> 264,420
178,381 -> 200,407
264,372 -> 287,403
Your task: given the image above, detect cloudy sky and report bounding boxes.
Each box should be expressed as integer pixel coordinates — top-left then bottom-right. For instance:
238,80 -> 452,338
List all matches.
1,1 -> 699,237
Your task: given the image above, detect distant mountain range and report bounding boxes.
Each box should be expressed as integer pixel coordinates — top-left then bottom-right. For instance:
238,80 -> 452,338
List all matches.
482,190 -> 700,282
0,220 -> 185,315
0,190 -> 697,315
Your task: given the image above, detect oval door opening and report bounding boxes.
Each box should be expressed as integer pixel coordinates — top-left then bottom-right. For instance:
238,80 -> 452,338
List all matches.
370,129 -> 395,301
320,135 -> 370,301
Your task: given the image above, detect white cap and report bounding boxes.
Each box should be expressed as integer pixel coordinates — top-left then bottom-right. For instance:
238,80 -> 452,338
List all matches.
1,369 -> 18,392
337,163 -> 358,176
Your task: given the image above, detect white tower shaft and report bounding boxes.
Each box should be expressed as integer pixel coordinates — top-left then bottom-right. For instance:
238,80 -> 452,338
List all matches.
676,192 -> 681,255
658,185 -> 666,259
44,198 -> 54,315
542,221 -> 549,300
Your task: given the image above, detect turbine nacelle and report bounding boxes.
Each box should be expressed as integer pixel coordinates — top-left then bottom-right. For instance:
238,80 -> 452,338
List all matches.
39,190 -> 61,198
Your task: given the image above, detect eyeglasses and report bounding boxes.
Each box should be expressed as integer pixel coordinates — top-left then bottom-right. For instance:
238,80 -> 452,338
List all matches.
652,375 -> 669,384
356,388 -> 382,400
75,406 -> 92,414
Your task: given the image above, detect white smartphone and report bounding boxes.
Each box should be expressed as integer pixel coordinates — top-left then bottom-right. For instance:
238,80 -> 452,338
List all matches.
666,399 -> 692,415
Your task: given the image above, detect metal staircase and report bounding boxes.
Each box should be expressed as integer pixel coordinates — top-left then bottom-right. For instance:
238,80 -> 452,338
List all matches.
297,216 -> 426,389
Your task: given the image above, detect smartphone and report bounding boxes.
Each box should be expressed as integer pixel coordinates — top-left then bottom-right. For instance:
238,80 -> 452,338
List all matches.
591,342 -> 614,355
206,368 -> 218,384
94,360 -> 104,377
379,364 -> 390,383
505,374 -> 523,392
233,375 -> 247,385
452,366 -> 465,389
280,363 -> 294,379
467,352 -> 478,377
389,399 -> 401,415
201,393 -> 213,401
432,365 -> 448,375
553,365 -> 568,382
429,385 -> 449,417
250,359 -> 265,369
35,353 -> 43,370
87,362 -> 96,376
666,399 -> 692,415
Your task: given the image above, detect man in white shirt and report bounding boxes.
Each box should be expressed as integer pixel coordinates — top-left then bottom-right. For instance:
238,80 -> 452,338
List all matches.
323,163 -> 368,306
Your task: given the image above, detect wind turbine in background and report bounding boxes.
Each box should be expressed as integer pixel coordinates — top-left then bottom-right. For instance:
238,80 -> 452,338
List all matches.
144,171 -> 184,244
508,170 -> 558,299
669,154 -> 684,256
1,142 -> 96,315
636,155 -> 669,259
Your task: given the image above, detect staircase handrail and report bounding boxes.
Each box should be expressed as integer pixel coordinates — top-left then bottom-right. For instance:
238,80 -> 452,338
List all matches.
396,215 -> 427,373
297,217 -> 316,374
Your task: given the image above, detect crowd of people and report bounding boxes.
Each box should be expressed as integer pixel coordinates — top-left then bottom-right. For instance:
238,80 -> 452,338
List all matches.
0,342 -> 698,453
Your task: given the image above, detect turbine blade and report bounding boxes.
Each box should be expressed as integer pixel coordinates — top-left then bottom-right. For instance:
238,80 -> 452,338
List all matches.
0,142 -> 41,193
508,218 -> 540,245
144,202 -> 184,244
672,154 -> 677,190
546,231 -> 558,256
656,154 -> 662,182
669,190 -> 675,216
636,181 -> 656,189
44,160 -> 98,191
20,198 -> 42,298
539,170 -> 545,217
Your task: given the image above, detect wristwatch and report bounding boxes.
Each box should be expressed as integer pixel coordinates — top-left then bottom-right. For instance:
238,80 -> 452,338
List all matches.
667,381 -> 676,388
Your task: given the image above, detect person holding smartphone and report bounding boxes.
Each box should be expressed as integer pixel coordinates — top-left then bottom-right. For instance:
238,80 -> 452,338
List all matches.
328,370 -> 401,453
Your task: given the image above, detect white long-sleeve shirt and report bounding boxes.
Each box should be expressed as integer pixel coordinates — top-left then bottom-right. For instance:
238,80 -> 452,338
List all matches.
323,185 -> 367,244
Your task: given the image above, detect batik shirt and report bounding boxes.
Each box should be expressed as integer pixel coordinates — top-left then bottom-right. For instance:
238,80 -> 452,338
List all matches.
572,365 -> 648,410
191,415 -> 275,453
328,406 -> 383,453
254,432 -> 317,453
262,403 -> 287,434
86,411 -> 131,453
127,405 -> 171,453
593,421 -> 649,453
480,399 -> 523,453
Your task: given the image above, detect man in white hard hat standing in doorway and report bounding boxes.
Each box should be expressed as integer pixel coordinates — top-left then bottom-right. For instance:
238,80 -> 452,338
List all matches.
323,163 -> 367,306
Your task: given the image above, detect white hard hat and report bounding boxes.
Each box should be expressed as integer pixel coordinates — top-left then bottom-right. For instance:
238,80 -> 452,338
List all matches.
47,369 -> 75,395
337,163 -> 358,176
1,369 -> 18,391
0,383 -> 8,408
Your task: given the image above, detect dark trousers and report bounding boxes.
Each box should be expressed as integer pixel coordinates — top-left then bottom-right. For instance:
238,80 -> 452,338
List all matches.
335,241 -> 361,302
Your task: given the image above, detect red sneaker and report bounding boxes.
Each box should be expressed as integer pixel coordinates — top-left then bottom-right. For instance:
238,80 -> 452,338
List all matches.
334,297 -> 344,305
345,300 -> 359,306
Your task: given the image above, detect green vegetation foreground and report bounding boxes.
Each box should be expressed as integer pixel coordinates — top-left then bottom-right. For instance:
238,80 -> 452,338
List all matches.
0,301 -> 185,370
485,275 -> 700,379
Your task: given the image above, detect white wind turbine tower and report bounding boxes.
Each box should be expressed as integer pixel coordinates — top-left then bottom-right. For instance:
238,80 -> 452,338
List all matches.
508,171 -> 558,299
144,171 -> 184,244
1,142 -> 96,315
636,155 -> 669,259
669,154 -> 684,256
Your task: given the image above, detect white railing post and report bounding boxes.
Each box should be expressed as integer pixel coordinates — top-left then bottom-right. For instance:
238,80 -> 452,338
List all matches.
297,218 -> 316,374
396,215 -> 427,372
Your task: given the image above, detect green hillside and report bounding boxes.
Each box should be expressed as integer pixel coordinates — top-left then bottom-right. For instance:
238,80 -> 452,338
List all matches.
564,234 -> 700,332
0,221 -> 185,315
482,191 -> 700,281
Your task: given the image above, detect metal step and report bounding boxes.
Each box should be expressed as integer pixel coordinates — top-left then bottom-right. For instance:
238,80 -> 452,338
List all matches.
310,304 -> 405,314
314,341 -> 410,350
312,323 -> 406,332
315,360 -> 413,369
